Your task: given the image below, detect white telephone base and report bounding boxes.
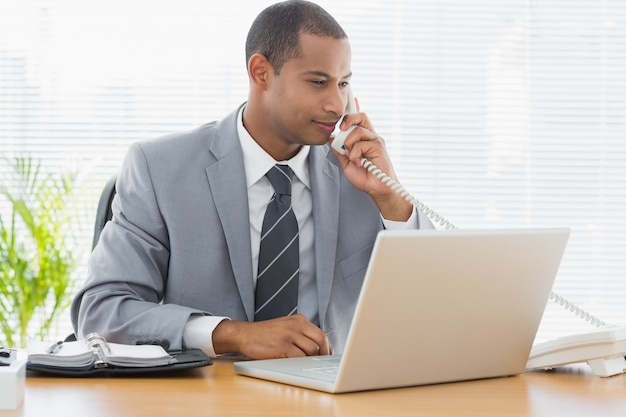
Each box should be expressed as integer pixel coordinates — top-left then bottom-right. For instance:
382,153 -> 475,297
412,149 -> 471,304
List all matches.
526,326 -> 626,377
587,356 -> 626,377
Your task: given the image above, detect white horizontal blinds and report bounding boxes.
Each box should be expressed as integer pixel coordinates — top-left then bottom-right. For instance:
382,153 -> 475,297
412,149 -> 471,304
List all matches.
1,0 -> 625,342
346,0 -> 626,341
525,1 -> 626,339
0,1 -> 259,172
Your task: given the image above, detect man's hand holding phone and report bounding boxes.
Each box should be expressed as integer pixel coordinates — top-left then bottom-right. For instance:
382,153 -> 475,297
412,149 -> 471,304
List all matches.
330,90 -> 413,222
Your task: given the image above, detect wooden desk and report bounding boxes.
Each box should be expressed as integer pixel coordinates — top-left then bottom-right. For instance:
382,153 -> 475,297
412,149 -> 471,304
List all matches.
3,358 -> 626,417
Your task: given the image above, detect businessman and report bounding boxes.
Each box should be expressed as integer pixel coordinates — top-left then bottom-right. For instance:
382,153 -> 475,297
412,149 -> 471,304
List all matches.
71,0 -> 434,360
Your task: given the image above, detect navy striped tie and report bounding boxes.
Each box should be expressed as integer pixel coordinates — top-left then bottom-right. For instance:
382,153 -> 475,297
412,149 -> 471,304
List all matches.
254,165 -> 299,321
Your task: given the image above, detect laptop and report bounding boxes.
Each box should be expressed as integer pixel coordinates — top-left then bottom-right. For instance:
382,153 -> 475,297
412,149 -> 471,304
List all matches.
234,228 -> 570,393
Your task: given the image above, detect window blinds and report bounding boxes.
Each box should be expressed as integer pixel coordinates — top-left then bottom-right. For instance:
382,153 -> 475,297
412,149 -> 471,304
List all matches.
1,0 -> 624,342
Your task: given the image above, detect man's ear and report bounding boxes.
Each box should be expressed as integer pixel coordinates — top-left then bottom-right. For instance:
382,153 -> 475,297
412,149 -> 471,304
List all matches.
248,53 -> 272,90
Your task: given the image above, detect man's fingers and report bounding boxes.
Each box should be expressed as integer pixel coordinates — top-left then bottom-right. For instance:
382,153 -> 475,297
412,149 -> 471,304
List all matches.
223,315 -> 334,359
300,324 -> 332,356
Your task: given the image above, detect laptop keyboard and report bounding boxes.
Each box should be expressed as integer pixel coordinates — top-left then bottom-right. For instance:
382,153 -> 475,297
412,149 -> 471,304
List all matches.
302,365 -> 339,376
301,356 -> 342,376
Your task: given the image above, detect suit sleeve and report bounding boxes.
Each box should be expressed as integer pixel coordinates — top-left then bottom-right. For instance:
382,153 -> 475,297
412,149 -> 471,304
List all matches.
70,142 -> 207,350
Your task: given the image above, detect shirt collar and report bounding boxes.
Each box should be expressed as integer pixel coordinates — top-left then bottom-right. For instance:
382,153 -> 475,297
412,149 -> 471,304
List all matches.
237,105 -> 311,189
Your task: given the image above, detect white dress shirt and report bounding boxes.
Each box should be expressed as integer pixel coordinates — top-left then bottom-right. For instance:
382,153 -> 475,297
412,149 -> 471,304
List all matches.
183,106 -> 417,357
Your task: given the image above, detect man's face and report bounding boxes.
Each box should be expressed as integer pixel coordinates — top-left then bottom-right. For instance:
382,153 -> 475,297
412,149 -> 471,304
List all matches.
264,33 -> 352,153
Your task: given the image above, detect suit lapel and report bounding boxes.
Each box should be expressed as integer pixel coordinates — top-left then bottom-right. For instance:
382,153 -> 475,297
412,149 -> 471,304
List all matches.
309,147 -> 341,326
203,107 -> 343,323
205,106 -> 255,321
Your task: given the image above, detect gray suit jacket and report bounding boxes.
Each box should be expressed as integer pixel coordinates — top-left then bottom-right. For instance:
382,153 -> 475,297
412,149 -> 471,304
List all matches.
71,104 -> 433,353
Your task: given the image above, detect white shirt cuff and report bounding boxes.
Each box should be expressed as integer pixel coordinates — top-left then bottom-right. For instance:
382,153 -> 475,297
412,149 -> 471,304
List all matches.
183,315 -> 230,358
381,206 -> 418,230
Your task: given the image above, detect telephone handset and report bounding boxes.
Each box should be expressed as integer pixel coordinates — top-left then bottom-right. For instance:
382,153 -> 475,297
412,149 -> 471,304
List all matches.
335,86 -> 626,377
331,86 -> 358,156
332,87 -> 456,230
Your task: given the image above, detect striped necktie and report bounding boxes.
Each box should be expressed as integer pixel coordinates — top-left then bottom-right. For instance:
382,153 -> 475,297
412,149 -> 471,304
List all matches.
254,164 -> 299,321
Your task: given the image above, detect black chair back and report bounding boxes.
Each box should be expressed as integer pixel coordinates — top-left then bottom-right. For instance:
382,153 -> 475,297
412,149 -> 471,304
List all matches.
92,175 -> 117,249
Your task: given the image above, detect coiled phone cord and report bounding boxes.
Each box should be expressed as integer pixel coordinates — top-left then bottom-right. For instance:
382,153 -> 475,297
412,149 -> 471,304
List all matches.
548,293 -> 607,328
361,156 -> 609,328
360,158 -> 456,230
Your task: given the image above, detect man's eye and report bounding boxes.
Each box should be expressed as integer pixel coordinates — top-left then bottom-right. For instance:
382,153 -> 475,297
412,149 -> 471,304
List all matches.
311,80 -> 325,86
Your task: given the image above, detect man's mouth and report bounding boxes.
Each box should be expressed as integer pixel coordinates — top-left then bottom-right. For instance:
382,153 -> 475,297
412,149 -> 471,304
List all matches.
314,120 -> 340,135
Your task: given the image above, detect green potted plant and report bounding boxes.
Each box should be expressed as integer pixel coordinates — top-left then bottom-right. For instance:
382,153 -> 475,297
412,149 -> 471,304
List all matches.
0,156 -> 84,348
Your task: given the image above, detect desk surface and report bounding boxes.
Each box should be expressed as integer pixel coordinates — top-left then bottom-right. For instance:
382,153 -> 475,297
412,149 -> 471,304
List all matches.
4,358 -> 626,417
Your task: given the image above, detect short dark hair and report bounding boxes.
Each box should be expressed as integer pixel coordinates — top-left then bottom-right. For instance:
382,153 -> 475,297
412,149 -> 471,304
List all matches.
245,0 -> 347,75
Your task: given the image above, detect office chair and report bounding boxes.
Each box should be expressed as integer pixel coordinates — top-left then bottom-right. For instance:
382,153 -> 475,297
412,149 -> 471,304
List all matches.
92,174 -> 117,249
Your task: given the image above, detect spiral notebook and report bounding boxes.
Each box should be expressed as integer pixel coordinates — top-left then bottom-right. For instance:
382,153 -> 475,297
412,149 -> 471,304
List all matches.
235,228 -> 570,393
